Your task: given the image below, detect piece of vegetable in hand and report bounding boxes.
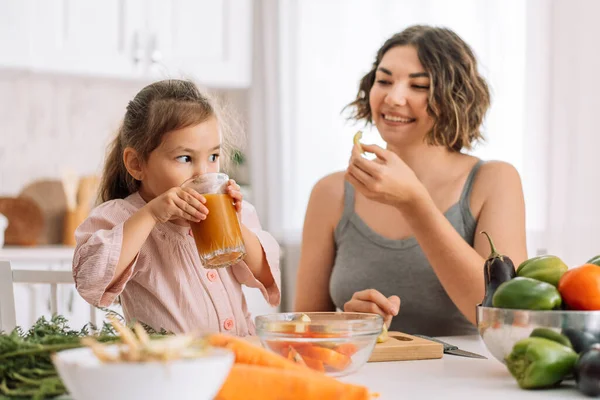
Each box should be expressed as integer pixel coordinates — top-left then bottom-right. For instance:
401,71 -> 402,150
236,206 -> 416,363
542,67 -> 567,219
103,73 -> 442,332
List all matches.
377,324 -> 389,343
353,131 -> 363,153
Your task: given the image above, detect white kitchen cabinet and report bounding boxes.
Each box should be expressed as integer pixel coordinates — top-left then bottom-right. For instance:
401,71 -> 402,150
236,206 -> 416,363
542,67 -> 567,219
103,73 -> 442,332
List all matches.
0,0 -> 33,69
0,0 -> 252,87
29,0 -> 145,79
144,0 -> 252,87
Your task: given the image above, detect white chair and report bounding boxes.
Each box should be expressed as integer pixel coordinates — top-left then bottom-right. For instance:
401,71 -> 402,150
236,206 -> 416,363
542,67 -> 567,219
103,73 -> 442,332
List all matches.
0,260 -> 97,332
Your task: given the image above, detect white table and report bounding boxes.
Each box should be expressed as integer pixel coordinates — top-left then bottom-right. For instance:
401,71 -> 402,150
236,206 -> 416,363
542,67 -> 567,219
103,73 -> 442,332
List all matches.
341,335 -> 581,399
51,335 -> 581,399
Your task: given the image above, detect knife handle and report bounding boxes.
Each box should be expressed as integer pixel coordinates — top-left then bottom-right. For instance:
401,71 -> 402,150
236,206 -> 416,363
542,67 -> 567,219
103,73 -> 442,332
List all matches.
412,334 -> 458,351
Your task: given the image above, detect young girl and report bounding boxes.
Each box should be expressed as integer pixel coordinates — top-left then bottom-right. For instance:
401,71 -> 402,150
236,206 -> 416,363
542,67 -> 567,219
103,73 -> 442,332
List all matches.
73,79 -> 280,335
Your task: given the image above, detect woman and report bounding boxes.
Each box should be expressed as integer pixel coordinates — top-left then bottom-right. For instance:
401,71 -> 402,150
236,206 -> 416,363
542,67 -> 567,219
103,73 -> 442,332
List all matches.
294,25 -> 527,336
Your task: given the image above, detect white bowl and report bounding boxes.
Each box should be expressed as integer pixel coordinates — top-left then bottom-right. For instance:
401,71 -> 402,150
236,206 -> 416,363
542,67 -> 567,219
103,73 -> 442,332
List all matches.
52,345 -> 234,400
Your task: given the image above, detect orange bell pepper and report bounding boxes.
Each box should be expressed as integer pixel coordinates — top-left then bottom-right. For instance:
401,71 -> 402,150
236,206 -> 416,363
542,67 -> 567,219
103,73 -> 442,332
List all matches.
558,264 -> 600,310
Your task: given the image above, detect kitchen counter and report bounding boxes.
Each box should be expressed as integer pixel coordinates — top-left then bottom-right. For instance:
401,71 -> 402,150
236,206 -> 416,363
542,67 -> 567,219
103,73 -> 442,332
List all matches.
341,335 -> 581,399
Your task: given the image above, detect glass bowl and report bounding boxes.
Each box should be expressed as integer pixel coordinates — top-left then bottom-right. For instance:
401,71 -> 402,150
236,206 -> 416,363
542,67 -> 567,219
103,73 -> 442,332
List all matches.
255,312 -> 383,377
477,305 -> 600,364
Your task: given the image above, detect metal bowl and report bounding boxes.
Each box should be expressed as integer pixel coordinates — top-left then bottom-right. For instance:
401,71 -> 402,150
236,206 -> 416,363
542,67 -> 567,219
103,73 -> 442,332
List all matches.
476,305 -> 600,364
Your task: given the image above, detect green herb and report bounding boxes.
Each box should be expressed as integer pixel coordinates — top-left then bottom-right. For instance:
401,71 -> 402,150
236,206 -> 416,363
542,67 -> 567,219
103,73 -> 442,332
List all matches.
0,311 -> 171,400
0,315 -> 118,399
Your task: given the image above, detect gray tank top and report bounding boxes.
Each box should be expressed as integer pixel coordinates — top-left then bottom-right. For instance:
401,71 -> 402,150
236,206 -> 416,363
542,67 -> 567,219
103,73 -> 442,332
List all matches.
330,160 -> 484,336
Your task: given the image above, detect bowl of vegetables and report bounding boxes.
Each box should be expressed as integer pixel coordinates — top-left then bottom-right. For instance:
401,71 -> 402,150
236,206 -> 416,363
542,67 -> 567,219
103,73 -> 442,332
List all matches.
52,319 -> 234,400
255,312 -> 383,377
476,232 -> 600,395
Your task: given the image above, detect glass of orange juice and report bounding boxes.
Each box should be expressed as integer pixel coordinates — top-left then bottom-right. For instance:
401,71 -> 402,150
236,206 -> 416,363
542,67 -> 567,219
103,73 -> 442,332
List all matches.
181,173 -> 246,268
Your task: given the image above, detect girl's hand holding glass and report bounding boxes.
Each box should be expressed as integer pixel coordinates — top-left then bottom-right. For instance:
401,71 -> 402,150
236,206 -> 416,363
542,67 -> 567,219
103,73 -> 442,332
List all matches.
146,186 -> 209,223
226,179 -> 243,216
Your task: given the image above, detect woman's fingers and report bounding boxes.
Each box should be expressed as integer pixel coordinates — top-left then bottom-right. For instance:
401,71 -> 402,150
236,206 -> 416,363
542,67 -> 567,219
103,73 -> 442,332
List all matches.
388,295 -> 401,314
346,163 -> 372,187
343,298 -> 388,317
360,144 -> 389,161
354,289 -> 399,315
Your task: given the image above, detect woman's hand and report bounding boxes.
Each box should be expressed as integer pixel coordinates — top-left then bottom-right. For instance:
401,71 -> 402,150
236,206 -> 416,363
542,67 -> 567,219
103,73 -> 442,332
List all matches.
345,143 -> 424,208
343,289 -> 400,328
146,187 -> 208,223
227,179 -> 243,216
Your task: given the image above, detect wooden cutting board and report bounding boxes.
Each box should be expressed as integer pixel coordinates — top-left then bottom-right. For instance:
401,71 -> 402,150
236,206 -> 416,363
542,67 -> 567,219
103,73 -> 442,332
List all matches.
246,331 -> 443,362
0,197 -> 45,246
370,331 -> 443,362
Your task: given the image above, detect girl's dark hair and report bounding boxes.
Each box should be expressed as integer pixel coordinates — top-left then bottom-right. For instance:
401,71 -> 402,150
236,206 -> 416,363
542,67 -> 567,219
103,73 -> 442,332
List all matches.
99,79 -> 236,202
346,25 -> 491,152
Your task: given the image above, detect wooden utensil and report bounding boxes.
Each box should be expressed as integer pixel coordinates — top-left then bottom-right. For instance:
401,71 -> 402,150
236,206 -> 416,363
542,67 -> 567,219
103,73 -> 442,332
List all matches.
19,179 -> 68,245
62,174 -> 99,246
0,197 -> 45,246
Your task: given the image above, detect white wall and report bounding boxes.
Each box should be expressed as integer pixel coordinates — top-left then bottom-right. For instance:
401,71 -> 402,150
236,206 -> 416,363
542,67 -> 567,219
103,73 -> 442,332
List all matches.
0,70 -> 251,198
0,70 -> 141,197
544,0 -> 600,266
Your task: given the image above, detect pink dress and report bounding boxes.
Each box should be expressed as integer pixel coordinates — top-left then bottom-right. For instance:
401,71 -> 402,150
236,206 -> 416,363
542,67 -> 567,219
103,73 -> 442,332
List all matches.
72,192 -> 280,335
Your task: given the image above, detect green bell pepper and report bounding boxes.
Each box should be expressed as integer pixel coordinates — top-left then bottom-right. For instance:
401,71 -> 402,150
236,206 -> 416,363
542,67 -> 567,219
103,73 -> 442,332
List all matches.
516,255 -> 568,287
530,328 -> 573,349
587,255 -> 600,267
492,277 -> 562,310
506,337 -> 578,389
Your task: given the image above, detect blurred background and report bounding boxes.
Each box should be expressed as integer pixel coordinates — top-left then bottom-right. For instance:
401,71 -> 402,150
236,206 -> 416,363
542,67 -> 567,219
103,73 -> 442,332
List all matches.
0,0 -> 599,329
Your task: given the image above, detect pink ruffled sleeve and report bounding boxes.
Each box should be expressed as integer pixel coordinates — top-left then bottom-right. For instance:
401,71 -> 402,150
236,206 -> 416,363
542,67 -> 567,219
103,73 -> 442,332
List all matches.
72,200 -> 140,307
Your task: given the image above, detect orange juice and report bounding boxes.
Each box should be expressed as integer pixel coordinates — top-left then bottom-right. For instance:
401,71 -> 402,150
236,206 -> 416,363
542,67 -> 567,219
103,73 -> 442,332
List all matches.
190,193 -> 246,268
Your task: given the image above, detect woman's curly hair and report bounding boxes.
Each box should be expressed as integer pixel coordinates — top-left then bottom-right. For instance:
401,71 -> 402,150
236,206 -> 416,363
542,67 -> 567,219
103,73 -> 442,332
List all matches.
346,25 -> 491,152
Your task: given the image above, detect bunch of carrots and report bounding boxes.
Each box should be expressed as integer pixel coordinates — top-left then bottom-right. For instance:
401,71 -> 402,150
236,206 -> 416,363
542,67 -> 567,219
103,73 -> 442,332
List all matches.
208,334 -> 376,400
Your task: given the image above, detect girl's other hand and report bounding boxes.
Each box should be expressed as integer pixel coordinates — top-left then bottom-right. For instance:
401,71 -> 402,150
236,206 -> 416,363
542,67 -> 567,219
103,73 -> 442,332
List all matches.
343,289 -> 400,328
146,187 -> 208,223
227,179 -> 243,215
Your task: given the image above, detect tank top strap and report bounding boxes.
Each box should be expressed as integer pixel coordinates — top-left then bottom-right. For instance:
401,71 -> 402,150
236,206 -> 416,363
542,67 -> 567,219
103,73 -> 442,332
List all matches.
336,180 -> 356,235
459,159 -> 485,208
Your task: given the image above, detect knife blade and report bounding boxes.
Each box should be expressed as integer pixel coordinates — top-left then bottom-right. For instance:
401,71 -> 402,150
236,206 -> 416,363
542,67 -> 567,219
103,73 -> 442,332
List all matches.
413,334 -> 487,359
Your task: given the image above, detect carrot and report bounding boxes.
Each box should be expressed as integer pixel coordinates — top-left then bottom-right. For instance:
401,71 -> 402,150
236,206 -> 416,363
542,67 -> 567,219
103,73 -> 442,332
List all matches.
208,334 -> 307,371
302,356 -> 325,372
335,343 -> 359,357
268,340 -> 311,357
298,345 -> 352,371
215,364 -> 372,400
286,346 -> 327,372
